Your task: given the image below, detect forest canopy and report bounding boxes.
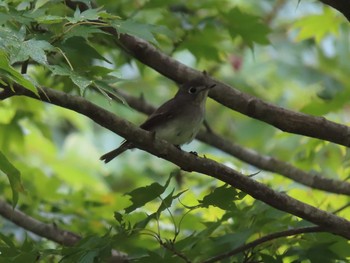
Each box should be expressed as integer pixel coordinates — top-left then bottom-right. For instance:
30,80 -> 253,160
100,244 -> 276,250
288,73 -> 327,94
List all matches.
1,0 -> 350,262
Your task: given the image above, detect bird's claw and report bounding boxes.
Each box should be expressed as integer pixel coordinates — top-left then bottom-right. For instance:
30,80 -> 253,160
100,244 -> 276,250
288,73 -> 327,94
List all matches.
190,151 -> 198,156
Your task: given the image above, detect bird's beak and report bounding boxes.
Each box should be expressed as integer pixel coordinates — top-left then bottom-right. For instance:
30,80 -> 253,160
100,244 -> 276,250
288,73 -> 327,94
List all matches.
202,84 -> 216,92
197,83 -> 216,93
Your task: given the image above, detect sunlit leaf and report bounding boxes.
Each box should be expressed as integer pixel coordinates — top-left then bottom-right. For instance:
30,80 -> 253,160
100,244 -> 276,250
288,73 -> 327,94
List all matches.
67,7 -> 104,23
293,8 -> 342,43
0,151 -> 24,207
12,39 -> 54,65
0,50 -> 38,96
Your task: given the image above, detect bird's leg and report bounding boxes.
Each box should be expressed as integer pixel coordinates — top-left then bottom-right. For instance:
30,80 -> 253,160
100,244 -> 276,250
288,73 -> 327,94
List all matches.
150,131 -> 156,139
203,120 -> 213,133
175,145 -> 182,150
190,151 -> 198,156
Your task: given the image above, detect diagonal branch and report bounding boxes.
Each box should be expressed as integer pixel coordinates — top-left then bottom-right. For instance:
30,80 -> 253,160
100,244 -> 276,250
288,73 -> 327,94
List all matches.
63,0 -> 350,148
112,89 -> 350,196
3,83 -> 350,239
0,200 -> 128,262
197,132 -> 350,195
204,203 -> 350,263
0,87 -> 15,100
203,226 -> 324,263
0,200 -> 80,246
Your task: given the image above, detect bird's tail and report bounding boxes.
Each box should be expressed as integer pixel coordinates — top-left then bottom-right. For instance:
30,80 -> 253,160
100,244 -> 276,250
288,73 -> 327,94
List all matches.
100,142 -> 132,163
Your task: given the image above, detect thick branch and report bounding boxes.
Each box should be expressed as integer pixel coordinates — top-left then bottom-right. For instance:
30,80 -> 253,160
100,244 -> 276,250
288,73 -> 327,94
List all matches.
203,226 -> 324,263
0,200 -> 128,262
63,0 -> 350,148
4,84 -> 350,239
112,89 -> 350,196
0,200 -> 80,246
0,88 -> 15,100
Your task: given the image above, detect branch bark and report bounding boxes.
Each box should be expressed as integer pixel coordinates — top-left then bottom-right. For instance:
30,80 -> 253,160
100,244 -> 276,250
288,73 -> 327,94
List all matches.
0,200 -> 128,262
2,83 -> 350,240
112,89 -> 350,196
203,226 -> 324,263
0,200 -> 80,246
62,0 -> 350,148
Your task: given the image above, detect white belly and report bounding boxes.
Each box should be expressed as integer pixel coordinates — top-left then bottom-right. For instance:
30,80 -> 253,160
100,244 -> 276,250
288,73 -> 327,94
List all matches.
155,113 -> 204,145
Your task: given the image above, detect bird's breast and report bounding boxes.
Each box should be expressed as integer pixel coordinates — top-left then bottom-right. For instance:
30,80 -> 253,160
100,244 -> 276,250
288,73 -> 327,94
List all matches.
154,107 -> 205,145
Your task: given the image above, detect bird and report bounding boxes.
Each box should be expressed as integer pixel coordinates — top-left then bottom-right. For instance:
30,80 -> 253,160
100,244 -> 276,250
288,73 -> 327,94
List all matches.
100,76 -> 215,163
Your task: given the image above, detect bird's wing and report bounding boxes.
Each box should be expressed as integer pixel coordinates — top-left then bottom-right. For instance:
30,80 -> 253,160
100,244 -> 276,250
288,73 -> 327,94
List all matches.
140,98 -> 178,131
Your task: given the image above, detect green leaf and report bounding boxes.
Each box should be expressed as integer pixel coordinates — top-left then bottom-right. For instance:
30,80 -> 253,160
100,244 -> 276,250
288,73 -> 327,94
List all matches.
143,0 -> 178,9
0,50 -> 38,96
71,75 -> 92,94
210,229 -> 252,248
157,188 -> 187,214
0,8 -> 32,25
199,184 -> 239,211
0,233 -> 16,248
124,183 -> 165,213
224,7 -> 270,48
112,19 -> 174,44
0,27 -> 53,65
94,72 -> 128,106
67,7 -> 104,23
35,14 -> 65,24
182,27 -> 222,61
59,37 -> 109,66
124,175 -> 172,213
61,233 -> 112,263
0,151 -> 23,207
63,25 -> 106,41
48,65 -> 92,95
12,39 -> 55,65
0,27 -> 24,50
293,8 -> 341,43
33,0 -> 50,11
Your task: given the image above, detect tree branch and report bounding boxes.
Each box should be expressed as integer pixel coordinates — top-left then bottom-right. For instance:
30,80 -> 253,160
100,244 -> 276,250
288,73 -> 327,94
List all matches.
0,200 -> 81,246
111,89 -> 350,196
62,0 -> 350,148
0,200 -> 128,262
3,83 -> 350,239
204,202 -> 350,262
0,200 -> 80,246
0,87 -> 15,100
203,226 -> 324,263
197,132 -> 350,195
115,34 -> 350,148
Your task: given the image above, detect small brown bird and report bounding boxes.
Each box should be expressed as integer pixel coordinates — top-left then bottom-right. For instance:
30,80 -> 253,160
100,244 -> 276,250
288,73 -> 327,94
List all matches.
100,77 -> 215,163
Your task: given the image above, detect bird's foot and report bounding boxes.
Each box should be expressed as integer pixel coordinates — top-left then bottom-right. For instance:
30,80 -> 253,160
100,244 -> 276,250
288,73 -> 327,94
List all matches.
190,151 -> 198,156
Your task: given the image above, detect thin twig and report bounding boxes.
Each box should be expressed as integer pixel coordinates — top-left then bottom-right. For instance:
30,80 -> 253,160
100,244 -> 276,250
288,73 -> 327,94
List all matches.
202,226 -> 324,263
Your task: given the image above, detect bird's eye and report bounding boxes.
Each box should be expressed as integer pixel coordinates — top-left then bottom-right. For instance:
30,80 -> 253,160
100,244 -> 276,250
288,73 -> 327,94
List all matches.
189,87 -> 197,94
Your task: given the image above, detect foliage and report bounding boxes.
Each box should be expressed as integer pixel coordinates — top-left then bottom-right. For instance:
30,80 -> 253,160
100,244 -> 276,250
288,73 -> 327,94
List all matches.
0,0 -> 350,262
